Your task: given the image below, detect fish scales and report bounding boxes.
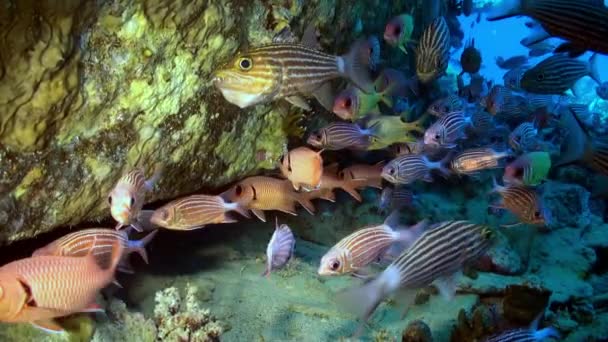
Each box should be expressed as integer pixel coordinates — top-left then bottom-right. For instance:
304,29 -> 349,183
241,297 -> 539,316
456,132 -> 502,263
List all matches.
339,228 -> 395,267
315,123 -> 370,150
393,221 -> 491,288
171,196 -> 227,224
416,17 -> 451,83
452,148 -> 502,173
393,156 -> 429,183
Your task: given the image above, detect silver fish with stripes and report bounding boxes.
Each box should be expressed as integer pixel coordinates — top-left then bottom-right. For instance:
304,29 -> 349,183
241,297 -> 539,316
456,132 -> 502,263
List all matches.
520,53 -> 600,95
451,148 -> 511,175
150,194 -> 250,230
306,122 -> 375,151
382,154 -> 450,184
423,111 -> 470,148
318,212 -> 427,277
212,25 -> 372,110
487,0 -> 608,57
337,221 -> 493,334
509,122 -> 538,152
32,228 -> 157,274
427,93 -> 464,117
415,16 -> 451,84
378,186 -> 416,214
109,166 -> 162,232
263,219 -> 296,277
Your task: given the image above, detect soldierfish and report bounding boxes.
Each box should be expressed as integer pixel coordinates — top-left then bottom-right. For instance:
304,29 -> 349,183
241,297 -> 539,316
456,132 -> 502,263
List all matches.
109,166 -> 162,232
339,163 -> 385,190
318,212 -> 427,277
150,195 -> 250,230
212,25 -> 373,111
221,176 -> 315,222
263,219 -> 296,277
279,147 -> 324,191
315,164 -> 362,202
0,243 -> 123,333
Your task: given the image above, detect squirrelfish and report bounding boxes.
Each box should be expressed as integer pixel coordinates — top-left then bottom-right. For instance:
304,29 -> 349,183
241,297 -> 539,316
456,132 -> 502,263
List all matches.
263,220 -> 295,277
520,53 -> 600,95
382,154 -> 450,184
504,151 -> 551,186
319,212 -> 427,277
491,178 -> 550,226
32,228 -> 157,274
306,122 -> 375,151
416,16 -> 451,84
384,14 -> 415,54
150,195 -> 250,231
279,147 -> 323,191
316,164 -> 362,202
337,221 -> 493,334
221,176 -> 315,222
332,85 -> 392,121
109,166 -> 162,232
339,163 -> 385,190
212,25 -> 373,110
509,122 -> 539,152
451,148 -> 511,175
487,0 -> 608,57
423,111 -> 470,148
0,245 -> 123,332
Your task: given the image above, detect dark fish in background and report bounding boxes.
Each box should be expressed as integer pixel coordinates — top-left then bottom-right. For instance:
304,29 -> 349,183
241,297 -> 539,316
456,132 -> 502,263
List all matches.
378,186 -> 416,214
527,40 -> 556,57
263,220 -> 296,277
375,68 -> 419,98
213,25 -> 373,110
491,178 -> 550,227
555,108 -> 608,175
451,147 -> 511,175
487,0 -> 608,57
459,38 -> 482,75
427,93 -> 464,117
382,154 -> 450,184
416,16 -> 451,84
504,151 -> 552,187
468,110 -> 496,135
337,221 -> 493,335
462,0 -> 474,16
424,111 -> 470,148
391,140 -> 426,157
509,122 -> 539,152
307,122 -> 375,151
495,55 -> 528,70
596,81 -> 608,100
521,53 -> 600,95
526,94 -> 569,113
503,65 -> 529,91
359,36 -> 382,71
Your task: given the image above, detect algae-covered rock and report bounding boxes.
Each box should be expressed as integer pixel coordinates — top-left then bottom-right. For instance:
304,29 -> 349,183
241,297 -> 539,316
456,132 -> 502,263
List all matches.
402,320 -> 433,342
0,0 -> 412,243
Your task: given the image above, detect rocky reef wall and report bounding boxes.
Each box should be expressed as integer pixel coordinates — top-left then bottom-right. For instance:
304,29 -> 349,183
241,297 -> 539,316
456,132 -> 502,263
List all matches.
0,0 -> 410,243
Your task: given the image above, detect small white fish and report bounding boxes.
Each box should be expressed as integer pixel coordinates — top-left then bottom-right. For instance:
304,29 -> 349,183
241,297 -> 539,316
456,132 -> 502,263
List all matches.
263,219 -> 296,277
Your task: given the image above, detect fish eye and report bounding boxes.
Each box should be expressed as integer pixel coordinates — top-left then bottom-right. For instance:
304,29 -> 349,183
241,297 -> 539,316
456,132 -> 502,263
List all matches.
338,171 -> 345,179
534,210 -> 541,218
238,57 -> 253,71
387,167 -> 395,175
160,209 -> 169,221
434,133 -> 440,140
108,196 -> 112,205
235,185 -> 243,196
392,25 -> 401,36
344,98 -> 352,108
536,73 -> 545,81
330,259 -> 341,271
130,197 -> 135,207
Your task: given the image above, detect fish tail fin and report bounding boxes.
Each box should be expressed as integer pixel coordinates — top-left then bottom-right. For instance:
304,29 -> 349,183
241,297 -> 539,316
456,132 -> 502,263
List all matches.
395,218 -> 428,243
486,0 -> 523,21
589,53 -> 601,85
341,182 -> 362,202
131,229 -> 158,264
137,210 -> 159,231
534,327 -> 560,340
432,152 -> 453,178
340,39 -> 374,93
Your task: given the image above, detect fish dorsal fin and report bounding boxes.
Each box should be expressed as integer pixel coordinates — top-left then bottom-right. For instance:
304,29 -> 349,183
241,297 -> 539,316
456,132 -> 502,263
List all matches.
383,210 -> 401,230
301,24 -> 321,50
272,26 -> 299,44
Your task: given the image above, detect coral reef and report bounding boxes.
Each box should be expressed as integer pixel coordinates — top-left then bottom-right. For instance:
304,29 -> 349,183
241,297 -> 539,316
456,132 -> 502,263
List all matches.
402,320 -> 433,342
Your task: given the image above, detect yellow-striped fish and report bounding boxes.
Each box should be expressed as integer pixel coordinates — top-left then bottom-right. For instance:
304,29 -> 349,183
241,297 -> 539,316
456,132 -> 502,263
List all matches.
150,195 -> 250,230
318,213 -> 427,277
109,166 -> 162,232
415,16 -> 451,84
212,25 -> 373,110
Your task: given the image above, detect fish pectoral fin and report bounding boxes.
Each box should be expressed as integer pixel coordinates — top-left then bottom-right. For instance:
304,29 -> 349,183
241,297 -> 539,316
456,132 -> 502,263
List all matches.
433,272 -> 461,301
285,96 -> 311,111
300,24 -> 321,50
312,82 -> 335,111
251,209 -> 267,222
81,302 -> 105,314
32,319 -> 65,334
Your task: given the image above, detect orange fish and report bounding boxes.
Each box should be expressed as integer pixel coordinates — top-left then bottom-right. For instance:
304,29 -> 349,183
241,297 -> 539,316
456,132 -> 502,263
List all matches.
32,228 -> 156,274
109,165 -> 162,232
0,243 -> 122,333
338,162 -> 384,190
279,147 -> 324,190
221,176 -> 315,222
316,164 -> 362,202
150,194 -> 250,230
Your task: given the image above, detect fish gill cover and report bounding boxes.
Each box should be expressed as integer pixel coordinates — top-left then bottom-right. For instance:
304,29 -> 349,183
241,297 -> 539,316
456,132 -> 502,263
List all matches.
0,0 -> 608,341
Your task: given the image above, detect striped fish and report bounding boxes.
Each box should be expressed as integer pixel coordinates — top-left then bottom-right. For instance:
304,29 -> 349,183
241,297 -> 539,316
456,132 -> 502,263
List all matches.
520,53 -> 600,95
487,0 -> 608,57
427,93 -> 464,117
509,122 -> 538,152
485,322 -> 560,342
526,94 -> 569,113
491,179 -> 550,226
391,141 -> 426,157
469,110 -> 496,135
212,25 -> 372,110
32,228 -> 157,274
423,111 -> 470,148
150,194 -> 250,230
415,16 -> 451,84
378,186 -> 416,214
318,212 -> 427,277
263,220 -> 296,277
337,221 -> 493,334
109,166 -> 162,232
451,148 -> 511,175
306,122 -> 375,151
221,176 -> 315,222
382,154 -> 450,184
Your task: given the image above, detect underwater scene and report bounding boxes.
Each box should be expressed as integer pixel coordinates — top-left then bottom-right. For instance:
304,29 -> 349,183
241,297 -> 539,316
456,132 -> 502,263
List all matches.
1,0 -> 608,341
